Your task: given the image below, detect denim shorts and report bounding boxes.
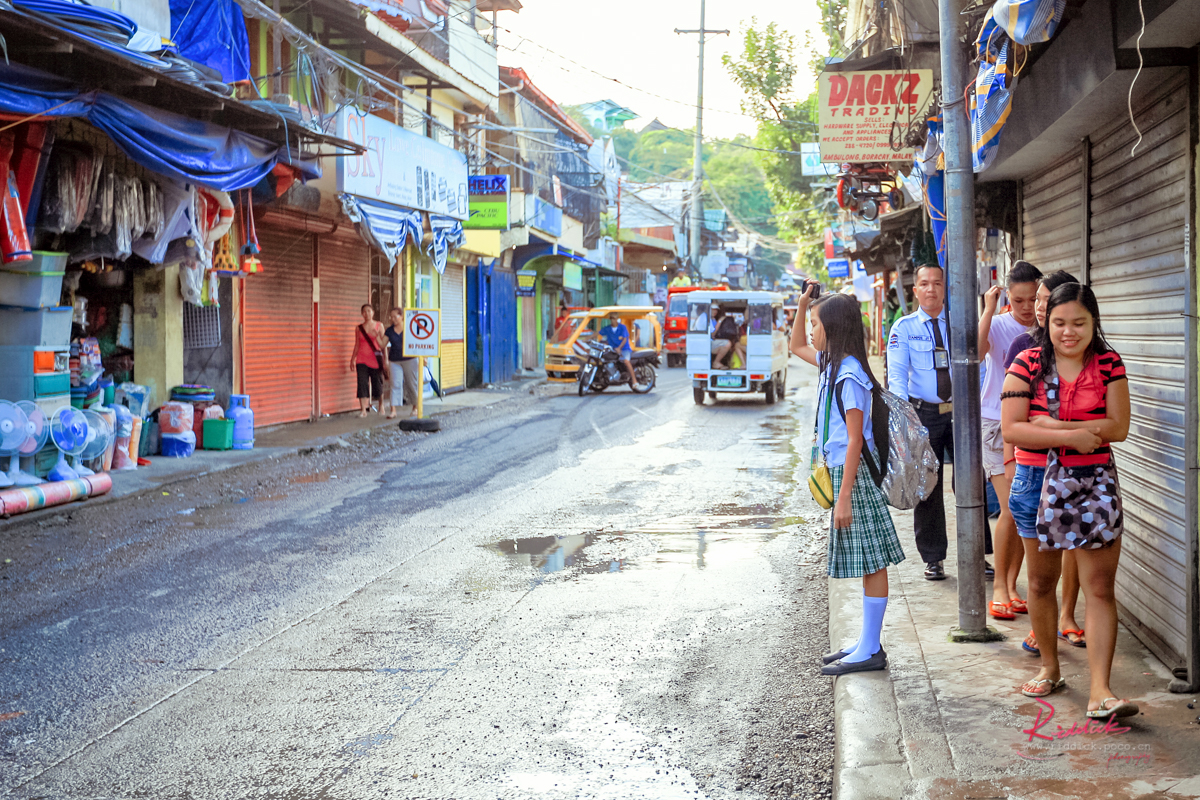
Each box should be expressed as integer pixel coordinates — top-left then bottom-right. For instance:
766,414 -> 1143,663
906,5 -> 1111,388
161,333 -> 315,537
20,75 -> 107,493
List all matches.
1008,463 -> 1046,539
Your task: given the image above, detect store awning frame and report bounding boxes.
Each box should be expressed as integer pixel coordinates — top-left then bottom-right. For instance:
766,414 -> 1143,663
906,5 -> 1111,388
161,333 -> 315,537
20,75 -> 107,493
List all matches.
0,6 -> 364,158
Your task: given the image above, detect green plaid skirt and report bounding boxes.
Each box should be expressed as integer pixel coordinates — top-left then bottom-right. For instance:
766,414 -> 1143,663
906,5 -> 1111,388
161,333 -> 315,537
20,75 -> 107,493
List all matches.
827,463 -> 906,578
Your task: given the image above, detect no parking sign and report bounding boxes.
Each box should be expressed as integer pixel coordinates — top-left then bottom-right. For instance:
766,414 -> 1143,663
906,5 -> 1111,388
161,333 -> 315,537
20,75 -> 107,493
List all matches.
403,309 -> 441,357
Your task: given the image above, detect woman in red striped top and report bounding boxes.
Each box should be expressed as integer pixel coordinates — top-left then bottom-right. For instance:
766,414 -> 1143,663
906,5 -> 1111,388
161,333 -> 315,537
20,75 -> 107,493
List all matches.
1001,283 -> 1136,718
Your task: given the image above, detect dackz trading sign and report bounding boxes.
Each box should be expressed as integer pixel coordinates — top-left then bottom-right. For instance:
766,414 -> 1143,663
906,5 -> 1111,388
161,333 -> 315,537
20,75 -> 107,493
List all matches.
818,70 -> 934,163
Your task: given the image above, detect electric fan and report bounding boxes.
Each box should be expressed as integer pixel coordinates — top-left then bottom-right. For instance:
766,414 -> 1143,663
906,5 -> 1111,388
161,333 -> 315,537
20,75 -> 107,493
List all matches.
0,400 -> 30,489
48,407 -> 89,482
77,409 -> 114,476
8,400 -> 47,485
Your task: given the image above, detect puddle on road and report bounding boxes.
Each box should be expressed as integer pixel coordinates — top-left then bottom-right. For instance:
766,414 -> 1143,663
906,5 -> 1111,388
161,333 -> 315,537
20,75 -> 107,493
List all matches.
487,502 -> 807,577
290,471 -> 333,484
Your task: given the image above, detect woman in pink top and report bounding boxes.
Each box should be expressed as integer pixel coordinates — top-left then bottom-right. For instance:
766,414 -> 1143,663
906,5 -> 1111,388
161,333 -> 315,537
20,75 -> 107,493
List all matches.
350,304 -> 388,418
1002,283 -> 1136,719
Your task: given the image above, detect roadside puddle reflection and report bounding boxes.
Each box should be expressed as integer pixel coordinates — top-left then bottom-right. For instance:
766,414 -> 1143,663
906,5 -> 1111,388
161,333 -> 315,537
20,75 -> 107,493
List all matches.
488,503 -> 800,577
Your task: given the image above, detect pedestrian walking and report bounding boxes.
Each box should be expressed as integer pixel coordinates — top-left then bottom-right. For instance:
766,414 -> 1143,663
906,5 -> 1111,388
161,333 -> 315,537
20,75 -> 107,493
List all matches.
351,303 -> 388,418
978,260 -> 1042,620
885,265 -> 955,581
1001,270 -> 1087,652
791,287 -> 905,676
384,307 -> 421,419
1001,283 -> 1138,718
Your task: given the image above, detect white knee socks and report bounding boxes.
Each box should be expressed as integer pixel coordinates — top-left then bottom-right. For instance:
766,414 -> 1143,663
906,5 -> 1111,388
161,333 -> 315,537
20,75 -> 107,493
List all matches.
843,595 -> 888,663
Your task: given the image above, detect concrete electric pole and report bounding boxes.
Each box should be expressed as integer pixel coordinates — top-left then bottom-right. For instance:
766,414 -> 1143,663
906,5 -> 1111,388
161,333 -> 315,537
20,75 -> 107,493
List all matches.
675,1 -> 727,276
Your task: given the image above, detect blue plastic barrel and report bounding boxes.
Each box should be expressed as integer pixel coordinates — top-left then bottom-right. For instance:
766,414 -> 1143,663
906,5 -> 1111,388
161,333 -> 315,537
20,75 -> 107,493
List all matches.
228,394 -> 254,449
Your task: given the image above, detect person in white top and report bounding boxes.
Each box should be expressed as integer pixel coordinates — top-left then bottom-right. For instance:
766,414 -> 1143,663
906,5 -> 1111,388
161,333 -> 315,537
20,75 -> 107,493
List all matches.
977,260 -> 1042,621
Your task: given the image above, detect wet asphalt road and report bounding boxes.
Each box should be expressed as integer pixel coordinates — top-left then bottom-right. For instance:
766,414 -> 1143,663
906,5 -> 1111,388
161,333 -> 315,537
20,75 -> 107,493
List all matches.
0,362 -> 835,799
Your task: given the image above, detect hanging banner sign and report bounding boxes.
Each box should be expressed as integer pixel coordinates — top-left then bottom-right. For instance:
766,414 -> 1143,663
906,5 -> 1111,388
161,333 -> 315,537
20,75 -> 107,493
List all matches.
464,174 -> 510,230
337,109 -> 469,220
817,70 -> 934,163
563,262 -> 583,291
516,269 -> 536,297
801,143 -> 838,177
403,308 -> 441,357
825,258 -> 851,279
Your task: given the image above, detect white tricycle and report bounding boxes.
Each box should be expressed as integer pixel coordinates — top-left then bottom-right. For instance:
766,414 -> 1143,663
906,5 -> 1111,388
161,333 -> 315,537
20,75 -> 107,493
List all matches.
685,290 -> 790,405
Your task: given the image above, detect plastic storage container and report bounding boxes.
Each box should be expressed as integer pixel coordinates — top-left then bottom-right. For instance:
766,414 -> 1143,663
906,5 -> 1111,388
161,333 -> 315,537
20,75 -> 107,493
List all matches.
160,431 -> 196,458
0,306 -> 72,346
228,394 -> 254,450
202,419 -> 234,450
0,251 -> 67,308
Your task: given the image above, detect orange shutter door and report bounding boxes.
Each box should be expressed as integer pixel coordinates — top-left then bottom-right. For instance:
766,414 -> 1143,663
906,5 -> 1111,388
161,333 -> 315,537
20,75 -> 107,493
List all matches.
317,233 -> 371,416
243,226 -> 314,427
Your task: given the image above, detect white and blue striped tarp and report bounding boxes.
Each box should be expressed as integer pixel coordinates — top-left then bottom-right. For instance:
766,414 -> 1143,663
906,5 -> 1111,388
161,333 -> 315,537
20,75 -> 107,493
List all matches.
341,194 -> 465,274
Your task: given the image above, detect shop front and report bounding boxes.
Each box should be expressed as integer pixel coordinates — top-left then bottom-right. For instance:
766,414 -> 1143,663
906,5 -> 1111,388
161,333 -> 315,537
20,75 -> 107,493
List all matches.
979,1 -> 1199,689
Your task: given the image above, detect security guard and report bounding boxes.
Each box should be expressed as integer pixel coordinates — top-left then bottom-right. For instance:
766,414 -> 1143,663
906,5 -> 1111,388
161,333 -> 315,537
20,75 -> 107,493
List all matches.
887,264 -> 954,580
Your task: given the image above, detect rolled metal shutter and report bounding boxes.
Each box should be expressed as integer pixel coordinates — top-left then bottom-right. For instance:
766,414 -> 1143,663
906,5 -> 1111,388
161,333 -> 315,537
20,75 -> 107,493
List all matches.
1020,148 -> 1084,273
243,225 -> 314,427
317,233 -> 371,416
440,263 -> 465,392
1088,70 -> 1191,669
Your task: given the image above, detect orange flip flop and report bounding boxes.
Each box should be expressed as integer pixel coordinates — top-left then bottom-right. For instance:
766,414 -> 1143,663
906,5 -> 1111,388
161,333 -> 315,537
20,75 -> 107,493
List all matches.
989,601 -> 1015,620
1058,629 -> 1086,647
1009,597 -> 1028,614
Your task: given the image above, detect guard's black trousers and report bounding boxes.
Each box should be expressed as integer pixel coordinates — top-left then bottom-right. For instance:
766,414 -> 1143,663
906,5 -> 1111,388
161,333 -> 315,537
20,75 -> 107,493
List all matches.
913,407 -> 994,565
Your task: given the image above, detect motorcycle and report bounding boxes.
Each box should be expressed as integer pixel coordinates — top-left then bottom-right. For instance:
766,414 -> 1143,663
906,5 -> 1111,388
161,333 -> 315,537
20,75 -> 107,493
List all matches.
577,340 -> 657,396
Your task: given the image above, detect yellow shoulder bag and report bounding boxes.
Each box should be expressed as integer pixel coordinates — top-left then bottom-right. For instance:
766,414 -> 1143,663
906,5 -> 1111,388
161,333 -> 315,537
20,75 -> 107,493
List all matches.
808,379 -> 835,509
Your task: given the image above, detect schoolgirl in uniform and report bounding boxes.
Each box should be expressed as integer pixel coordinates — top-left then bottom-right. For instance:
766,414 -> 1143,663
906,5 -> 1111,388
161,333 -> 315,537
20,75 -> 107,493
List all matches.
790,288 -> 906,675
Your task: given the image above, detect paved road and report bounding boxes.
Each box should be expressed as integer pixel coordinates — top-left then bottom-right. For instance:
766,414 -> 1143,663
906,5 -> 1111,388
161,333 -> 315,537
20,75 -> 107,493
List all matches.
1,363 -> 835,799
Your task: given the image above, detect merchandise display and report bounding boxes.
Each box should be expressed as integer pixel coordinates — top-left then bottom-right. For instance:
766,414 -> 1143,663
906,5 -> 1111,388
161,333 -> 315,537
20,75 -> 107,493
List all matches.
48,405 -> 88,481
0,399 -> 30,488
8,400 -> 48,485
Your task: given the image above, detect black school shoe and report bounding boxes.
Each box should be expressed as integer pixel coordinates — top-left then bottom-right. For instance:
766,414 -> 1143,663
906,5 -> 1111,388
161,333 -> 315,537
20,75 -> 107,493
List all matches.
985,560 -> 995,580
822,645 -> 886,665
924,561 -> 946,580
821,649 -> 888,676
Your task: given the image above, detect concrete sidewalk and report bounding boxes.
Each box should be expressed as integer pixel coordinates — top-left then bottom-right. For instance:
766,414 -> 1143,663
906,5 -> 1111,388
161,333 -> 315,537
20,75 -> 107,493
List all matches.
0,373 -> 546,531
830,491 -> 1200,800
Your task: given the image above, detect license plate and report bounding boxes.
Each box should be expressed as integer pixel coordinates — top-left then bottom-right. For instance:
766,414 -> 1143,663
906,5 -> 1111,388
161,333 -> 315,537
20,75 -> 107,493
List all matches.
714,375 -> 743,388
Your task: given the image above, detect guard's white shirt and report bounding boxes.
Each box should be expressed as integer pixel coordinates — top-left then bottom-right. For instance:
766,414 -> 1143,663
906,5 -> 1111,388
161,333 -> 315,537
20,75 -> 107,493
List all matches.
886,306 -> 950,403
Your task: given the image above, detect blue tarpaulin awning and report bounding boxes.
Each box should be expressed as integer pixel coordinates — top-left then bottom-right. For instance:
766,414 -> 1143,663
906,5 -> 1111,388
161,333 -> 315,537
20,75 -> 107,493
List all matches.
0,60 -> 281,191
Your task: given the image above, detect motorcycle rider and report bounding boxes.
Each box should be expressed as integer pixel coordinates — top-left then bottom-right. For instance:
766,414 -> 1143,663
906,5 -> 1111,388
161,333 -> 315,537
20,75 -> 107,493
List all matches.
599,313 -> 638,387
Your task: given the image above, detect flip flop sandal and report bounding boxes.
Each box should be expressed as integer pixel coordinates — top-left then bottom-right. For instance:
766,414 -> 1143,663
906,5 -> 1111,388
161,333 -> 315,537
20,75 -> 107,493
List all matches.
988,601 -> 1015,620
1058,629 -> 1087,648
1022,631 -> 1040,655
1021,676 -> 1066,698
1086,697 -> 1139,719
1009,598 -> 1028,614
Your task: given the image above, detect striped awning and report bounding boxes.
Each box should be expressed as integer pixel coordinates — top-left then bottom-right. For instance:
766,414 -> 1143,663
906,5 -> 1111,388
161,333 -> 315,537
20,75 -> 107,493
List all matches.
341,194 -> 465,274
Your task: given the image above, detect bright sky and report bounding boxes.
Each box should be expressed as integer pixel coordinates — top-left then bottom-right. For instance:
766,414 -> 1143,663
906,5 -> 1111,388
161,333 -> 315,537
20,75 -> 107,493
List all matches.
497,0 -> 826,140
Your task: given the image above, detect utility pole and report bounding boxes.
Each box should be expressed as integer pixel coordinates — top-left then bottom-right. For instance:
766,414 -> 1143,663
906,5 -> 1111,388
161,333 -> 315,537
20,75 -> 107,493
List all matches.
938,0 -> 995,641
675,1 -> 727,276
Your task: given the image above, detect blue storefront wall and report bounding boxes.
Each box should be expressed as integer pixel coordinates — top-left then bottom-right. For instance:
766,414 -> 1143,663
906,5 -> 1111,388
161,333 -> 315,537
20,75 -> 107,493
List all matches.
466,259 -> 518,386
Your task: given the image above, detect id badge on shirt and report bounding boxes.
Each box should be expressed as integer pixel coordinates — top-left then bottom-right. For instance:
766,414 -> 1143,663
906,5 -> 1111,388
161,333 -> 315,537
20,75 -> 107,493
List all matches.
934,347 -> 949,370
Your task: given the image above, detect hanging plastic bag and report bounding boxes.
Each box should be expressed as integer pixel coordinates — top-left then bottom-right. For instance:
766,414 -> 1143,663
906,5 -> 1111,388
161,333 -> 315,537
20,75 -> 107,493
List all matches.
180,259 -> 204,305
989,0 -> 1065,46
200,267 -> 219,307
970,37 -> 1015,173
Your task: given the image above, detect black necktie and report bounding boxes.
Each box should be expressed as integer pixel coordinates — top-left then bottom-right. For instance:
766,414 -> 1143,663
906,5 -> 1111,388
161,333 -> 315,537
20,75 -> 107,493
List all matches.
929,317 -> 951,401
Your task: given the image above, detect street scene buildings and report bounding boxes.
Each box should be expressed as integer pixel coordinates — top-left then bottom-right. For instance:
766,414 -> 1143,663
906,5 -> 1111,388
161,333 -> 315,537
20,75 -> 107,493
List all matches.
2,0 -> 1200,798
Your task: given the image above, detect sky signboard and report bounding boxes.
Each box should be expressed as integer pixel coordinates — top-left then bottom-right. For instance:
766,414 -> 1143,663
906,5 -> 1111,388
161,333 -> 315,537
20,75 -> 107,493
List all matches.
817,70 -> 934,163
516,270 -> 537,297
337,109 -> 469,220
